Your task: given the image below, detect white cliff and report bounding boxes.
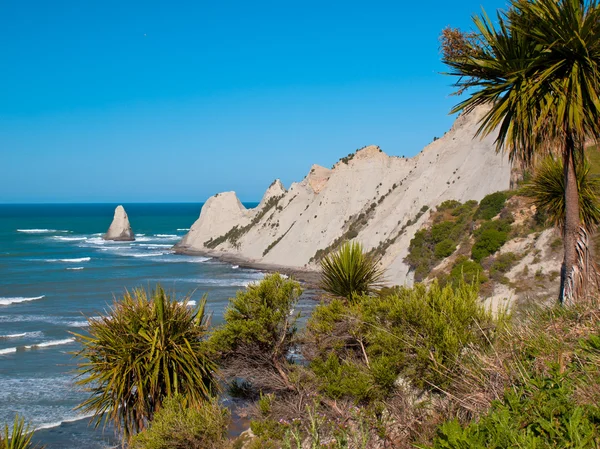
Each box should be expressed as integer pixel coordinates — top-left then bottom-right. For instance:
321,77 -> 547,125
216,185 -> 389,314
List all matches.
175,106 -> 513,285
103,205 -> 135,241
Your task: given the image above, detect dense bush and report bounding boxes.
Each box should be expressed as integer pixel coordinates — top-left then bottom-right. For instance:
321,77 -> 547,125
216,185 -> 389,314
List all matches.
306,280 -> 503,397
448,256 -> 487,286
210,273 -> 302,357
430,327 -> 600,449
209,273 -> 302,392
475,191 -> 508,220
131,395 -> 230,449
434,239 -> 457,258
471,229 -> 509,262
406,200 -> 479,281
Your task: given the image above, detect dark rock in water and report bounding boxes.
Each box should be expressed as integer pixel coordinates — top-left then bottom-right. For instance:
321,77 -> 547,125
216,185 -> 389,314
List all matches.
103,205 -> 135,241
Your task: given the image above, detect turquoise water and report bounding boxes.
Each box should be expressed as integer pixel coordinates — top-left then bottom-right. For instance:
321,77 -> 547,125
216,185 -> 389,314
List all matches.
0,203 -> 315,448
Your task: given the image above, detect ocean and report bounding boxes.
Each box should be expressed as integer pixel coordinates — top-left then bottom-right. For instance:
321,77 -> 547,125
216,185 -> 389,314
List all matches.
0,203 -> 316,448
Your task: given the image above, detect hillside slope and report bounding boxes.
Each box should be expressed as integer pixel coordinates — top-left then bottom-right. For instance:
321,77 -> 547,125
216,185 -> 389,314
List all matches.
175,106 -> 512,284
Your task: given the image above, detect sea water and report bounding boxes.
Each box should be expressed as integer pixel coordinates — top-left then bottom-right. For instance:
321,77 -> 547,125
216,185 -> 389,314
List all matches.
0,203 -> 316,448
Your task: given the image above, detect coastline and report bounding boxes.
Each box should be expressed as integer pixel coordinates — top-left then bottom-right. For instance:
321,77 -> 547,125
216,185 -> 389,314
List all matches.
173,245 -> 322,288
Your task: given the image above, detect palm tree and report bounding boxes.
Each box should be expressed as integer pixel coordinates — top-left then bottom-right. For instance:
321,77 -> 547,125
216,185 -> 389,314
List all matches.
1,415 -> 42,449
74,286 -> 218,440
320,241 -> 384,300
441,0 -> 600,304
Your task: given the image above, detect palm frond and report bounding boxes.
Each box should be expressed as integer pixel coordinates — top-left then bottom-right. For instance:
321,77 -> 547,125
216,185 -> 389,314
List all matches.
523,155 -> 600,231
319,241 -> 385,301
73,285 -> 218,440
1,415 -> 41,449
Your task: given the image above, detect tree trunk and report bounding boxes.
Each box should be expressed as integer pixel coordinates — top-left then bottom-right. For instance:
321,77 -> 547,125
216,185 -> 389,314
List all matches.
559,134 -> 581,305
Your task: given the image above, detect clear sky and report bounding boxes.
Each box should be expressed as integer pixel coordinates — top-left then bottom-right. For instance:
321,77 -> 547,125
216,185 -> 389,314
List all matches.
0,0 -> 507,203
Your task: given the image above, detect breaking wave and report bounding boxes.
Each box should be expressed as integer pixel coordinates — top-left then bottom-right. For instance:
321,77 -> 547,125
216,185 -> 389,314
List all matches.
46,257 -> 91,263
0,296 -> 45,306
17,229 -> 70,234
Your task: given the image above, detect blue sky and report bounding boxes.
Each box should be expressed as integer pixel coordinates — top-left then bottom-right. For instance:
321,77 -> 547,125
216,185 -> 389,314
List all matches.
0,0 -> 507,203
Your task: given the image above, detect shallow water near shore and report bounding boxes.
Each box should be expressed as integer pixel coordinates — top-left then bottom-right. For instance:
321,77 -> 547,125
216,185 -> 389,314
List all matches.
0,203 -> 317,448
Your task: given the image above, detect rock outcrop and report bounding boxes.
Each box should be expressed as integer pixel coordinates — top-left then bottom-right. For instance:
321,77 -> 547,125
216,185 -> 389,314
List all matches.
103,205 -> 135,241
175,105 -> 513,285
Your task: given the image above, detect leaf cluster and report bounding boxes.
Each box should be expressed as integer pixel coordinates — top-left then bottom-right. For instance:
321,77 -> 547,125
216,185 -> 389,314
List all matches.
74,286 -> 217,439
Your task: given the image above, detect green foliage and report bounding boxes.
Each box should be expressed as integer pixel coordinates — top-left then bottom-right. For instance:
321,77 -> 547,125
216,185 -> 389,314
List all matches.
406,200 -> 478,281
430,371 -> 600,449
307,280 -> 503,399
434,239 -> 457,259
74,286 -> 217,439
209,273 -> 302,361
475,192 -> 508,220
131,395 -> 230,449
471,229 -> 508,262
437,200 -> 462,212
310,354 -> 376,402
0,415 -> 41,449
523,156 -> 600,232
448,256 -> 487,287
320,241 -> 384,301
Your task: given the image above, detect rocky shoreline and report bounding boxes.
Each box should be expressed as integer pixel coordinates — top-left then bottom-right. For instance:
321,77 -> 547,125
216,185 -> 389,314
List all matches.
173,246 -> 322,288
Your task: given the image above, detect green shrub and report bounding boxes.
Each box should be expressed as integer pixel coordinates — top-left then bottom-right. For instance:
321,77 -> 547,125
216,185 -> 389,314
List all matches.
472,229 -> 508,262
434,239 -> 457,258
431,221 -> 456,243
363,281 -> 499,389
430,371 -> 600,449
308,280 -> 503,398
210,273 -> 302,357
131,395 -> 230,449
311,354 -> 376,402
448,256 -> 487,286
437,200 -> 462,211
475,191 -> 508,220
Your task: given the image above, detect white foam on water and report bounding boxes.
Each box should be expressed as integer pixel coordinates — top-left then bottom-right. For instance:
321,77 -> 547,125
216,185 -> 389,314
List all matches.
46,257 -> 91,263
177,300 -> 197,307
0,347 -> 17,355
168,278 -> 260,287
129,252 -> 166,258
17,229 -> 70,234
34,411 -> 97,431
0,333 -> 26,338
155,234 -> 178,238
85,237 -> 106,245
151,255 -> 210,263
232,265 -> 239,269
66,267 -> 85,271
63,319 -> 90,328
52,236 -> 87,242
0,331 -> 43,339
0,295 -> 45,306
137,244 -> 172,248
177,228 -> 190,231
25,338 -> 75,349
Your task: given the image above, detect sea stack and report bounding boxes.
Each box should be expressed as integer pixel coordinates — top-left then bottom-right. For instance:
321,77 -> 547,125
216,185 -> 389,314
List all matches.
103,205 -> 135,241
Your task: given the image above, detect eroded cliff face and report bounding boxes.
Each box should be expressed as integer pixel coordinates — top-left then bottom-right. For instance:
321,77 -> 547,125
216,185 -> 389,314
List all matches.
175,106 -> 513,284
